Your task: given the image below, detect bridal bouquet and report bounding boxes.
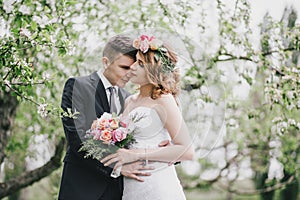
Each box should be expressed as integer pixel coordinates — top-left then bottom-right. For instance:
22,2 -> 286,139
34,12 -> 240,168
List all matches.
79,112 -> 142,160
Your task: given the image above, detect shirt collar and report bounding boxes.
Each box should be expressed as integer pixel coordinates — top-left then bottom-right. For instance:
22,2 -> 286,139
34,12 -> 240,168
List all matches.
97,71 -> 119,92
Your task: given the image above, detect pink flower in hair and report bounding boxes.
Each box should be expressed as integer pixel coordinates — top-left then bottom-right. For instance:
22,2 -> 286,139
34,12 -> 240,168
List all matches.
140,35 -> 155,41
133,35 -> 162,53
139,40 -> 150,53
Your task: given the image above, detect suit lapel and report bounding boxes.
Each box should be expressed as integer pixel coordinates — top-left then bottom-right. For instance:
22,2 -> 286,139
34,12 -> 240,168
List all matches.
90,72 -> 110,117
90,71 -> 132,116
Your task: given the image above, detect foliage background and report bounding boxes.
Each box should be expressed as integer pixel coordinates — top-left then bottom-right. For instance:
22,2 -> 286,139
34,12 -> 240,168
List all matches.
0,0 -> 299,199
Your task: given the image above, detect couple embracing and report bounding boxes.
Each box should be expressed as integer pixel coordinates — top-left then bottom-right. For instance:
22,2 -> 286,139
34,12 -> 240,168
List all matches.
58,34 -> 194,200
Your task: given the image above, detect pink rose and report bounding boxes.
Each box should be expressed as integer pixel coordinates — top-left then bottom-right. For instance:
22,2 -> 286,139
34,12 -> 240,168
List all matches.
140,35 -> 148,41
140,40 -> 149,53
133,35 -> 157,53
149,36 -> 155,41
99,119 -> 110,130
100,129 -> 112,143
112,128 -> 127,142
110,119 -> 119,129
140,35 -> 154,41
92,129 -> 102,140
133,39 -> 140,49
91,120 -> 98,130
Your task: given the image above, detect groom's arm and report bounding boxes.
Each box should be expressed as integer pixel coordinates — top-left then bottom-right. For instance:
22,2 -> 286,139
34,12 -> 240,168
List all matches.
61,78 -> 113,176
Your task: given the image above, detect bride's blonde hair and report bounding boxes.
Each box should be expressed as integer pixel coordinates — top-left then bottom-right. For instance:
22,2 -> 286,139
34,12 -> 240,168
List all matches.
137,44 -> 180,100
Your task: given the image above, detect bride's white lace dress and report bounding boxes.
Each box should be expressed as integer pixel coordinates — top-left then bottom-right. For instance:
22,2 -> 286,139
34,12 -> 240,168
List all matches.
122,106 -> 186,200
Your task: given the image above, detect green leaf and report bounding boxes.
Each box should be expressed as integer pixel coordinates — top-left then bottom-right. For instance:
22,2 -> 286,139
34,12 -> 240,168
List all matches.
31,21 -> 38,31
66,1 -> 77,5
58,47 -> 67,56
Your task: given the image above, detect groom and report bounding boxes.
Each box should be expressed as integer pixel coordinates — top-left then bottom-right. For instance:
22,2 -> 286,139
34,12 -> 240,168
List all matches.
58,35 -> 152,200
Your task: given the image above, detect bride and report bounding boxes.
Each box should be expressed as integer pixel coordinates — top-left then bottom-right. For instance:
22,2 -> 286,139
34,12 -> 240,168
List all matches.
101,35 -> 194,200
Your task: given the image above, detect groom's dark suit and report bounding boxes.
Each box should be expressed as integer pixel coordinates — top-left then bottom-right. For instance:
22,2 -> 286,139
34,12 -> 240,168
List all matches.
58,71 -> 130,200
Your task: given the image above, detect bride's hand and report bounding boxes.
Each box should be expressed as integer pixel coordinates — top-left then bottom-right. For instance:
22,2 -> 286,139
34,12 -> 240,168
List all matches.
100,149 -> 140,169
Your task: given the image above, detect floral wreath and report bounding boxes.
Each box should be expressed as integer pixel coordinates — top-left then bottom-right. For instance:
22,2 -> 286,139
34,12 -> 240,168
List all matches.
132,35 -> 176,73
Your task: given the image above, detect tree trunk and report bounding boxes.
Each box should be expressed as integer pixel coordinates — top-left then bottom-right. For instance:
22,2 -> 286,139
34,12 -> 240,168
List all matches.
254,172 -> 275,200
0,138 -> 65,198
0,90 -> 66,198
0,91 -> 18,164
279,172 -> 299,200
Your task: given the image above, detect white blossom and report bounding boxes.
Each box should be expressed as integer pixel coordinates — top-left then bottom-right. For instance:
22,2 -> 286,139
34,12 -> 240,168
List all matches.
272,75 -> 280,84
42,72 -> 51,80
296,122 -> 300,130
19,5 -> 31,15
19,28 -> 31,37
4,80 -> 11,87
288,119 -> 296,126
275,121 -> 288,135
286,91 -> 294,99
37,104 -> 48,118
200,85 -> 209,95
99,112 -> 112,121
268,157 -> 284,181
287,103 -> 295,111
3,0 -> 14,13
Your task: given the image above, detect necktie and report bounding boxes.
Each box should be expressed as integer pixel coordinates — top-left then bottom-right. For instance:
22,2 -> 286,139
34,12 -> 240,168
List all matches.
108,87 -> 118,114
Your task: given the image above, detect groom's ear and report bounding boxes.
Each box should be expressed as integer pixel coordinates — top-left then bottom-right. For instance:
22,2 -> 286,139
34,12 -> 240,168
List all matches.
102,57 -> 110,69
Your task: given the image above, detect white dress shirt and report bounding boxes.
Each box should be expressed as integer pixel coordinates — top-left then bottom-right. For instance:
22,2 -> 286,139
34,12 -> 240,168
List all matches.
97,71 -> 121,114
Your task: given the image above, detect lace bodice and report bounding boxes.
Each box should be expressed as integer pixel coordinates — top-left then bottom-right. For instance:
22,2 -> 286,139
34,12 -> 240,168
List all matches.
129,106 -> 171,149
123,106 -> 186,200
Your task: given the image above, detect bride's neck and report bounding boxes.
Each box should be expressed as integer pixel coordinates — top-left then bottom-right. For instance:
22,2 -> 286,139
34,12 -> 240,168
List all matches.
138,84 -> 152,98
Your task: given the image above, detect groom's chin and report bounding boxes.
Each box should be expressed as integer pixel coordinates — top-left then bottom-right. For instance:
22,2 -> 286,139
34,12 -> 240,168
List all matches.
117,80 -> 128,88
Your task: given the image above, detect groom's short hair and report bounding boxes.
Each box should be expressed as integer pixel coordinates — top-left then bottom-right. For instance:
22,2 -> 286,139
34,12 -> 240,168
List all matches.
103,35 -> 137,62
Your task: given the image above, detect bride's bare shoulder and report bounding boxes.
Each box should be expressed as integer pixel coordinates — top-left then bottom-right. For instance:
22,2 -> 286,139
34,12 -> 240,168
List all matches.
152,94 -> 178,118
125,94 -> 138,107
156,93 -> 176,106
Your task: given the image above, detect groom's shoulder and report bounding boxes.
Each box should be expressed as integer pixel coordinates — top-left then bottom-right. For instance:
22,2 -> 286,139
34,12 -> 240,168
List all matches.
62,73 -> 97,94
65,72 -> 95,84
72,73 -> 91,81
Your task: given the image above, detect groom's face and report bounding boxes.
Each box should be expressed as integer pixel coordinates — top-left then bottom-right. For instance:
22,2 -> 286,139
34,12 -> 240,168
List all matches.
103,54 -> 135,87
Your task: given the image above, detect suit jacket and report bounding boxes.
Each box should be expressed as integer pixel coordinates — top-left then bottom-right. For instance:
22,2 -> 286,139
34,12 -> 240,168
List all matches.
58,71 -> 130,200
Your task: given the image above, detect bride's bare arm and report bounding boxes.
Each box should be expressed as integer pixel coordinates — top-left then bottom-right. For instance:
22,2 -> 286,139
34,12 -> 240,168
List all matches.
101,94 -> 194,169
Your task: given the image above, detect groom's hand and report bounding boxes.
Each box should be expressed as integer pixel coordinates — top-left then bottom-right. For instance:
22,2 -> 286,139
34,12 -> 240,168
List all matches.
121,161 -> 154,182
